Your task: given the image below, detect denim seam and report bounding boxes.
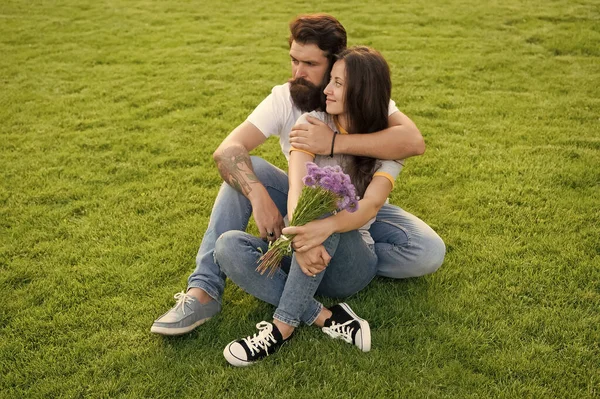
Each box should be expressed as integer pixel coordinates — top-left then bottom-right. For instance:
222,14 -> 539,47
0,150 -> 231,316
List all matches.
299,277 -> 320,323
274,275 -> 321,327
273,312 -> 301,328
376,245 -> 403,254
303,301 -> 323,326
372,219 -> 412,247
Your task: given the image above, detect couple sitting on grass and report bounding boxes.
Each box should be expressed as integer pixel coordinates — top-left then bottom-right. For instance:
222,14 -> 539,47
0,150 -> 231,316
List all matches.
151,14 -> 446,367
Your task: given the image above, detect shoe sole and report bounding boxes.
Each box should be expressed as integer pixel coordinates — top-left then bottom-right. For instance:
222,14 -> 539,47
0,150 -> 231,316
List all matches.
339,302 -> 371,352
150,316 -> 212,336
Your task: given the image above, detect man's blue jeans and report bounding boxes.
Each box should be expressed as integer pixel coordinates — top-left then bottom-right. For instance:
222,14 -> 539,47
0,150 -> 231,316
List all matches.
187,157 -> 446,303
214,230 -> 377,326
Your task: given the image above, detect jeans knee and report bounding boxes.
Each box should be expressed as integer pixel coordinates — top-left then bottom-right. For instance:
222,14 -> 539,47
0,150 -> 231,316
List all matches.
421,234 -> 446,275
376,232 -> 446,279
214,231 -> 244,272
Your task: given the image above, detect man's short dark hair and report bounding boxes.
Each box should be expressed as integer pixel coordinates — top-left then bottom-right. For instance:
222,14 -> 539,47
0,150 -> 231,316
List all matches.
288,14 -> 347,64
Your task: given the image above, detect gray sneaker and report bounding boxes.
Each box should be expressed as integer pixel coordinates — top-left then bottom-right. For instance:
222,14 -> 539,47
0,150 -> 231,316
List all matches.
151,291 -> 221,336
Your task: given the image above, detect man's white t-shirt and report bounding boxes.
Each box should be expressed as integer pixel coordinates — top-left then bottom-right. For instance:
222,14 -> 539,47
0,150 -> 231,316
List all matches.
246,83 -> 400,161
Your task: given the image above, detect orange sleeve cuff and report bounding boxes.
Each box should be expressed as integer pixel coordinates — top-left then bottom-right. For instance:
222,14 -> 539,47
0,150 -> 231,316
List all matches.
289,148 -> 316,158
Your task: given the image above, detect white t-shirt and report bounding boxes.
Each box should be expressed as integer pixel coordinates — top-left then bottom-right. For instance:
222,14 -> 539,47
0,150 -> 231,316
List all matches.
246,83 -> 400,161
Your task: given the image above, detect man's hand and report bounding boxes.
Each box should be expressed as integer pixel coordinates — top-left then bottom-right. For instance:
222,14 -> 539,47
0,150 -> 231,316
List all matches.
250,189 -> 285,241
289,115 -> 335,155
294,245 -> 331,277
283,219 -> 334,253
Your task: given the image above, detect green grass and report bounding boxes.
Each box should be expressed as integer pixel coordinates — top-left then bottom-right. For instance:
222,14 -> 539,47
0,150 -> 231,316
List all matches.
1,0 -> 599,397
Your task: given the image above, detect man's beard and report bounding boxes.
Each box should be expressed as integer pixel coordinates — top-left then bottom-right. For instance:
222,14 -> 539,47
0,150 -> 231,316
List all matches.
289,77 -> 326,113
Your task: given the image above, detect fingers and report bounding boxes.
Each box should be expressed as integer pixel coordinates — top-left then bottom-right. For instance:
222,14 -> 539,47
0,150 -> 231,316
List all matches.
297,256 -> 326,276
311,259 -> 327,272
258,225 -> 268,240
289,134 -> 309,149
284,227 -> 304,249
294,242 -> 307,252
252,198 -> 285,241
306,263 -> 327,276
294,242 -> 318,253
319,249 -> 332,266
290,242 -> 312,253
306,259 -> 327,274
290,124 -> 310,137
260,224 -> 283,241
258,224 -> 275,241
299,263 -> 314,277
290,236 -> 306,252
289,141 -> 309,150
268,222 -> 285,241
301,265 -> 324,277
289,235 -> 319,253
273,223 -> 283,240
282,226 -> 297,235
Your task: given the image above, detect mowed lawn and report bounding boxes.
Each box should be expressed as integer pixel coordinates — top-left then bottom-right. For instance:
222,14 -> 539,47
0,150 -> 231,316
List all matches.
1,0 -> 599,397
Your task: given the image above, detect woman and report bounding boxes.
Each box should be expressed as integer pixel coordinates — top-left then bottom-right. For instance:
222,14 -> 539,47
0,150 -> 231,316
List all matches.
214,47 -> 402,366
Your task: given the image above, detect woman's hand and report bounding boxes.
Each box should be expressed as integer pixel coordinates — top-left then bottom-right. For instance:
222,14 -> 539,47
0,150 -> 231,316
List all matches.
283,218 -> 334,253
295,245 -> 331,276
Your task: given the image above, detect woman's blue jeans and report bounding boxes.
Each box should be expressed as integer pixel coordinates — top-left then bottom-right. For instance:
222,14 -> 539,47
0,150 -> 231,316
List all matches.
214,230 -> 377,327
187,157 -> 446,303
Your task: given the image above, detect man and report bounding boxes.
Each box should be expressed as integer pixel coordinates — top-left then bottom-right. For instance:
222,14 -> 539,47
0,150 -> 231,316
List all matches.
151,14 -> 445,336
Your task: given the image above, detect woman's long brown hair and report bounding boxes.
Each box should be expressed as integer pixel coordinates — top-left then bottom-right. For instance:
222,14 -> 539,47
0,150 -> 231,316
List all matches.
337,46 -> 392,197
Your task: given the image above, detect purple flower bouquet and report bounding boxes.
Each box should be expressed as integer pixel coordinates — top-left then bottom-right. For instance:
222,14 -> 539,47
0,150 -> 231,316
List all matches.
256,162 -> 359,276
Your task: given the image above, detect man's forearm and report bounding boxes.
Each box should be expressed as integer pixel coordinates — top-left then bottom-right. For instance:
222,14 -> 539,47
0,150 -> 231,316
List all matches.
335,125 -> 425,160
213,144 -> 262,198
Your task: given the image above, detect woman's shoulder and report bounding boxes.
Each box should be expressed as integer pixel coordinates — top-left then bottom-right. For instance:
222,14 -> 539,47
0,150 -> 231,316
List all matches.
306,110 -> 326,119
303,111 -> 334,128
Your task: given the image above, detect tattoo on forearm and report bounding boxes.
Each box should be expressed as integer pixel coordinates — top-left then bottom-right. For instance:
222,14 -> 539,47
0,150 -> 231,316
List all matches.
215,146 -> 259,196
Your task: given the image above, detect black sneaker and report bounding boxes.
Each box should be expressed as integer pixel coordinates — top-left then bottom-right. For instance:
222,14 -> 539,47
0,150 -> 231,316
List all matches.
322,303 -> 371,352
223,321 -> 290,367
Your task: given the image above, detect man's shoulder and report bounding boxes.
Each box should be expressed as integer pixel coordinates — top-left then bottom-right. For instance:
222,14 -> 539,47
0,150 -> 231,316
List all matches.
262,82 -> 294,113
269,82 -> 291,98
247,82 -> 296,138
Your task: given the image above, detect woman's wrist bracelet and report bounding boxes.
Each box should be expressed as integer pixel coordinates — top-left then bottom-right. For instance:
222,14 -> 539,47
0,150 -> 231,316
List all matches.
330,131 -> 338,158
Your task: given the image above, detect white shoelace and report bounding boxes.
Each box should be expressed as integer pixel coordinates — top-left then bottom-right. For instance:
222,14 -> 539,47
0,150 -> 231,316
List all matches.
243,322 -> 277,357
322,320 -> 354,344
173,292 -> 195,315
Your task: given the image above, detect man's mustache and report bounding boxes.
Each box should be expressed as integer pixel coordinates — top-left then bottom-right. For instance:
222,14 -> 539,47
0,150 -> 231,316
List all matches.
288,77 -> 316,87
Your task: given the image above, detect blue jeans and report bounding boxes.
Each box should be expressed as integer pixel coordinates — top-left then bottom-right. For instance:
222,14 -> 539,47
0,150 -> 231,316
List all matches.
214,230 -> 377,326
187,157 -> 445,302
